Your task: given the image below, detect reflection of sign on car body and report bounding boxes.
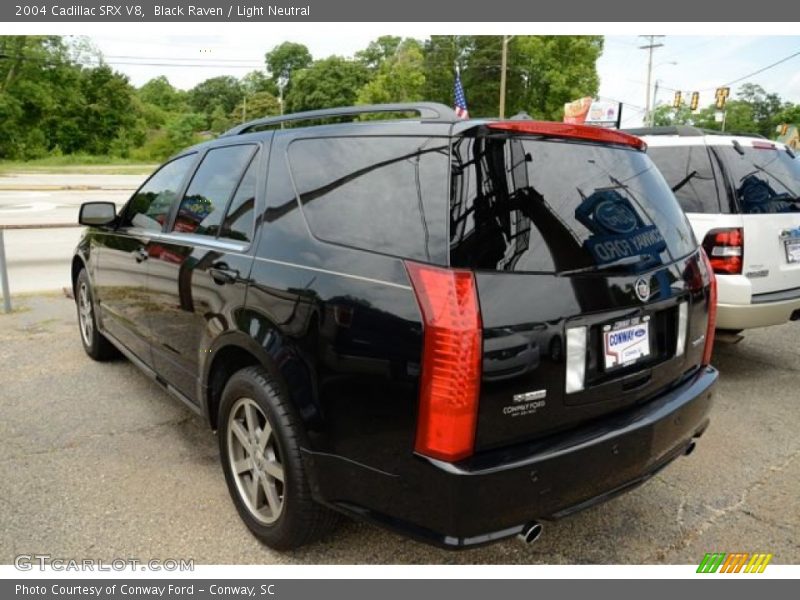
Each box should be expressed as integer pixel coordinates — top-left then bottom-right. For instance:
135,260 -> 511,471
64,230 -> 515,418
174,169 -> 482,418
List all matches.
575,189 -> 667,265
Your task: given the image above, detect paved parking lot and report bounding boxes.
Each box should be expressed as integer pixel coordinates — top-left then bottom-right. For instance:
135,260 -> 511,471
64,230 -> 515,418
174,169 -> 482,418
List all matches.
1,294 -> 798,565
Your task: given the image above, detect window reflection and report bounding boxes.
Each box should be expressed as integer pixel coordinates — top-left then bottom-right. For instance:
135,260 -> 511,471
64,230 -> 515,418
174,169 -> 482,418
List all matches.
450,133 -> 694,274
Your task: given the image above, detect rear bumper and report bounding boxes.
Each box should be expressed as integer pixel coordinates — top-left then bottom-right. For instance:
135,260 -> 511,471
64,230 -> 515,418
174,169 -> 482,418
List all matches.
309,366 -> 717,549
717,296 -> 800,329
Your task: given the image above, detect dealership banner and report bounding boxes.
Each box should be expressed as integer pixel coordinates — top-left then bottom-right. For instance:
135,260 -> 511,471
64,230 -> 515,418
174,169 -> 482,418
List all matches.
3,0 -> 800,21
2,579 -> 797,599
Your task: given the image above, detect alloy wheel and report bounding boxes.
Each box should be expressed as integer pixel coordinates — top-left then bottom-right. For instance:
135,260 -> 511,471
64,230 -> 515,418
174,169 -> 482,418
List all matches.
226,397 -> 286,524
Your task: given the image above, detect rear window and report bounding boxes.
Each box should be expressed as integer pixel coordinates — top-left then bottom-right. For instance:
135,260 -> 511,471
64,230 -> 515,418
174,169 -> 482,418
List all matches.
714,144 -> 800,214
450,133 -> 696,273
287,136 -> 449,263
646,145 -> 721,213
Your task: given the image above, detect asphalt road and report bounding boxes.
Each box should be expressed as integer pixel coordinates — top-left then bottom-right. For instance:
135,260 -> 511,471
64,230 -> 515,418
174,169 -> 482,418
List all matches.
0,294 -> 798,565
0,173 -> 142,295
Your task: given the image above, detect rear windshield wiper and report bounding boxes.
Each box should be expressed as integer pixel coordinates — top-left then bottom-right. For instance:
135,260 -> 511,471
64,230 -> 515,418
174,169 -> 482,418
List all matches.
557,254 -> 655,276
671,170 -> 698,194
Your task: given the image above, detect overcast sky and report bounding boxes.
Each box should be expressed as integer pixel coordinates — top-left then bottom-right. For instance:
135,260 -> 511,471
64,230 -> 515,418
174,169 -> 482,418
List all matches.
84,33 -> 800,127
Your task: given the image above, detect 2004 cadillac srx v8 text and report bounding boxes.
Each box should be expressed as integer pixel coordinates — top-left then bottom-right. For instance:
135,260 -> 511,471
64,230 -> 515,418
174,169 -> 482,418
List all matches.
72,103 -> 718,550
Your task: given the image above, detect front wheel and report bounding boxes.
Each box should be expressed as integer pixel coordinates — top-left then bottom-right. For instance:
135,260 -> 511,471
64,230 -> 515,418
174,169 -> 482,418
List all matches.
218,366 -> 338,550
75,269 -> 118,361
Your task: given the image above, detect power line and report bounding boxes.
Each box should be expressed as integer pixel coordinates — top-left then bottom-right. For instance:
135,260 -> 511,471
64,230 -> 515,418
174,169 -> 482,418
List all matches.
704,49 -> 800,90
103,54 -> 264,64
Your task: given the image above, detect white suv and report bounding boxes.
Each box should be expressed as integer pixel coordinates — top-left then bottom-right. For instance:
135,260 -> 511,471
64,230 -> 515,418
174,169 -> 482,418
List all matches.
634,127 -> 800,332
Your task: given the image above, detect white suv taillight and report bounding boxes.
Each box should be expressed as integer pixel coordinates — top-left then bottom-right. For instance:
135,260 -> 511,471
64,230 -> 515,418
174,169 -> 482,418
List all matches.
699,249 -> 718,366
405,261 -> 482,462
702,228 -> 743,275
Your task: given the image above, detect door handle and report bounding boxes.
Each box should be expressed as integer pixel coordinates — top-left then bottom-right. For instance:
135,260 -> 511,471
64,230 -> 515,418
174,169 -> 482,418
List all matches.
134,247 -> 148,263
209,262 -> 238,285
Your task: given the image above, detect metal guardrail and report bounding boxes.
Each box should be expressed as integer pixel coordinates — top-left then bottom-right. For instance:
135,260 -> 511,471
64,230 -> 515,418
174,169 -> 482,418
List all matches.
0,223 -> 79,313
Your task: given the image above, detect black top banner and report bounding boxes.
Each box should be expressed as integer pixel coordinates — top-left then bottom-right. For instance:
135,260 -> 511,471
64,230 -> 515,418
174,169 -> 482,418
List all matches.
3,0 -> 800,21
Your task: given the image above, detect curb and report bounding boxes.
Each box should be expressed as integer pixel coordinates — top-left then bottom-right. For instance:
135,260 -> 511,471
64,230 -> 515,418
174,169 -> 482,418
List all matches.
0,185 -> 135,191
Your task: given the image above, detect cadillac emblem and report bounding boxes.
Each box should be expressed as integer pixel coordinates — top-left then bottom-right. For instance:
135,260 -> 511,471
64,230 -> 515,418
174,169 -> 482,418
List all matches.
635,277 -> 651,303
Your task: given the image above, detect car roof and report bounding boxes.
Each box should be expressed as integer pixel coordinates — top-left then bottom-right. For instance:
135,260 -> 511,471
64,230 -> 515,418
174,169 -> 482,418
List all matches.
636,133 -> 788,150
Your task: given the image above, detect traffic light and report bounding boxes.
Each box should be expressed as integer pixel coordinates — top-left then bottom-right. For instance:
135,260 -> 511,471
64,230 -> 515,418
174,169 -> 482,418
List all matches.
690,92 -> 699,111
673,91 -> 682,108
715,87 -> 730,110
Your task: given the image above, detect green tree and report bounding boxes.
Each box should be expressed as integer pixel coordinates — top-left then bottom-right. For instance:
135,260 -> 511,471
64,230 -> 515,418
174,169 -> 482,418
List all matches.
652,103 -> 694,126
509,36 -> 603,120
188,76 -> 243,126
285,57 -> 369,113
210,104 -> 232,133
79,65 -> 142,155
422,35 -> 471,112
737,83 -> 783,136
138,76 -> 185,112
693,100 -> 756,134
421,35 -> 603,119
165,113 -> 206,150
265,42 -> 312,88
241,70 -> 278,96
231,91 -> 280,123
357,39 -> 426,105
355,36 -> 403,72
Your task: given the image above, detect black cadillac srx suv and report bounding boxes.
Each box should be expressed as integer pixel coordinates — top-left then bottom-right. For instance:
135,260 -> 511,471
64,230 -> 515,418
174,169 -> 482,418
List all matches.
72,103 -> 718,550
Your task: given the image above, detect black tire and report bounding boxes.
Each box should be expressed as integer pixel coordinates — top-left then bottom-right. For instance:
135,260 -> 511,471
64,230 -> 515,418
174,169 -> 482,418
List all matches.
218,366 -> 338,550
75,269 -> 118,361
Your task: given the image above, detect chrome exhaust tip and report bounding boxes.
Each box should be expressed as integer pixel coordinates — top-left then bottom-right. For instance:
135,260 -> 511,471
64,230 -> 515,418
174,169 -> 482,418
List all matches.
517,521 -> 543,545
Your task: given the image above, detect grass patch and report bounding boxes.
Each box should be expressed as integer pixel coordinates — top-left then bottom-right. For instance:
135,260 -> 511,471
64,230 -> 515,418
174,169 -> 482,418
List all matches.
0,155 -> 156,175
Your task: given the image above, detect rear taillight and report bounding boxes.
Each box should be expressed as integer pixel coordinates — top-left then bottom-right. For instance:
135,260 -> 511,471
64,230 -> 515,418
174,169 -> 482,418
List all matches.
702,228 -> 743,274
405,261 -> 482,462
700,250 -> 718,366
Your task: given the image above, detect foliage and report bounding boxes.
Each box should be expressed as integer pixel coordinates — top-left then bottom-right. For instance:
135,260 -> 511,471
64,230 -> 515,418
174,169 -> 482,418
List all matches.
6,34 -> 800,165
187,75 -> 243,129
652,103 -> 694,126
285,57 -> 369,113
659,83 -> 798,139
241,70 -> 278,96
355,36 -> 403,72
231,91 -> 281,124
421,36 -> 603,119
357,39 -> 426,105
265,42 -> 312,87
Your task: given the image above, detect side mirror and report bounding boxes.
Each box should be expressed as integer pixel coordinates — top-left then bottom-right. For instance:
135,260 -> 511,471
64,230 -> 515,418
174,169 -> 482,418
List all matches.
79,202 -> 117,227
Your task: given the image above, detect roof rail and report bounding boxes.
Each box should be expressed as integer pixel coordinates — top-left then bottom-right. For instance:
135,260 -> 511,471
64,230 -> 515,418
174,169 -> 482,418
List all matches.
221,102 -> 458,136
622,125 -> 705,137
703,129 -> 767,139
623,125 -> 768,140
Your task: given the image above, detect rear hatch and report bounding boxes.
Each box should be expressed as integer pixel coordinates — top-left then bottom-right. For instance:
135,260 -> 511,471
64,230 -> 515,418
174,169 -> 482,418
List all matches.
450,124 -> 713,451
711,140 -> 800,296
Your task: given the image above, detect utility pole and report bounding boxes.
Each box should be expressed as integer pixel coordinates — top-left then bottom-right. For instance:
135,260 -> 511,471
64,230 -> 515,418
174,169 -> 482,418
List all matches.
499,35 -> 512,119
639,35 -> 664,127
651,80 -> 659,126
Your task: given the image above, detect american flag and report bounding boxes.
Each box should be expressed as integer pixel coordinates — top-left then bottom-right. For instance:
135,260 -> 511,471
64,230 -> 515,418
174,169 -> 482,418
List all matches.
454,70 -> 469,119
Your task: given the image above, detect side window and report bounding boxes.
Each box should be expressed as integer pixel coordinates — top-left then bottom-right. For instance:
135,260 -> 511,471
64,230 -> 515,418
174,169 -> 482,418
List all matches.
287,136 -> 449,263
122,154 -> 196,230
220,156 -> 258,243
173,145 -> 257,237
646,145 -> 721,213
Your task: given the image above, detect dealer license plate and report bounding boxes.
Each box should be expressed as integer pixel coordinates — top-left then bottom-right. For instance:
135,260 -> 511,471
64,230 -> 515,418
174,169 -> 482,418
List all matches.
785,240 -> 800,264
603,318 -> 651,370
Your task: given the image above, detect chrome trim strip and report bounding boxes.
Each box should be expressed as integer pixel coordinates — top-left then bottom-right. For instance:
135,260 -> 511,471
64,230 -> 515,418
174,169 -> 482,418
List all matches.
252,256 -> 412,290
